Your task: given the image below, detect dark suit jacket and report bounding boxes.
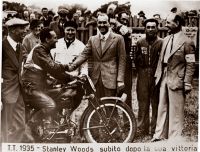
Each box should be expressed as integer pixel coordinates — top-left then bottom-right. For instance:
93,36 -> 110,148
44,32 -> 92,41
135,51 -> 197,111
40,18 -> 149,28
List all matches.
155,31 -> 195,90
73,32 -> 126,89
49,21 -> 64,39
2,38 -> 25,103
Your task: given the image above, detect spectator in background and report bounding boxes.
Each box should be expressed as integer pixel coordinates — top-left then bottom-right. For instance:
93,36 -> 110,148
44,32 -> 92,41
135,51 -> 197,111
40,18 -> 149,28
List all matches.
49,6 -> 69,39
138,11 -> 146,27
23,10 -> 30,21
153,14 -> 163,27
135,18 -> 162,137
34,11 -> 42,20
3,2 -> 8,11
75,9 -> 85,26
171,7 -> 177,13
53,15 -> 59,22
107,3 -> 117,19
47,10 -> 55,25
84,9 -> 97,27
22,19 -> 43,53
40,7 -> 49,27
29,13 -> 36,22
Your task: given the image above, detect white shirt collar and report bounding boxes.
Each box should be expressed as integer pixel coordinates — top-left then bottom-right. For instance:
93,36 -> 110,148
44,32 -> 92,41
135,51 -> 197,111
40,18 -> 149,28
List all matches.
99,28 -> 111,41
7,35 -> 18,51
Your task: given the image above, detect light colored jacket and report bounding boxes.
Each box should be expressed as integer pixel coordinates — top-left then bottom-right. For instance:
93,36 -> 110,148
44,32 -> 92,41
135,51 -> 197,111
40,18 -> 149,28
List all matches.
51,38 -> 88,76
73,32 -> 126,89
155,31 -> 195,90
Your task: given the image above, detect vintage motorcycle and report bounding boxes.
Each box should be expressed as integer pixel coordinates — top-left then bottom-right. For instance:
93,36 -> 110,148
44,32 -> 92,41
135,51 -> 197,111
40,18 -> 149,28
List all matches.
25,75 -> 137,143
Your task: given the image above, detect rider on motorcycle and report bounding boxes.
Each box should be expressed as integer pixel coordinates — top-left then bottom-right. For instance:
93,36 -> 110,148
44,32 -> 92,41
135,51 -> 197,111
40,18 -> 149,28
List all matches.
22,27 -> 74,125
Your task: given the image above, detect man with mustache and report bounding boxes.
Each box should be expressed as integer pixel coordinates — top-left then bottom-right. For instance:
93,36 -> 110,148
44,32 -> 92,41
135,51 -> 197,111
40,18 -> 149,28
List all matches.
135,18 -> 162,137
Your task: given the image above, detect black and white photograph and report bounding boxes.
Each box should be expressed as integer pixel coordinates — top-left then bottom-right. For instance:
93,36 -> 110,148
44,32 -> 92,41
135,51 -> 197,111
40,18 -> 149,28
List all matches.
1,0 -> 199,151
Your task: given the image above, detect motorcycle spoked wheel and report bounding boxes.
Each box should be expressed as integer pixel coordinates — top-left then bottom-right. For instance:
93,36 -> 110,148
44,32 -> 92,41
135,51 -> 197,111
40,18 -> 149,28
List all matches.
81,100 -> 137,143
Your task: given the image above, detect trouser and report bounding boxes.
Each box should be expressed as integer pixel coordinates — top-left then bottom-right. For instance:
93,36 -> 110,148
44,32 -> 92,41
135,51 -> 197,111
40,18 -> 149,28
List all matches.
153,70 -> 185,139
95,77 -> 116,99
124,58 -> 133,109
136,69 -> 159,135
1,93 -> 33,143
26,87 -> 82,121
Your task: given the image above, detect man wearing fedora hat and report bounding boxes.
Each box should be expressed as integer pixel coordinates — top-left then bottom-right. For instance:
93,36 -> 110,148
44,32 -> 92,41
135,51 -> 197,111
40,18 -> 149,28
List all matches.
135,18 -> 162,136
2,18 -> 34,142
22,19 -> 44,53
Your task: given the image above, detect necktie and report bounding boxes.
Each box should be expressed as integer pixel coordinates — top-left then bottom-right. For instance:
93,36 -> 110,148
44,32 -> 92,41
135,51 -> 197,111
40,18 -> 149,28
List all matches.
170,35 -> 174,53
16,43 -> 20,61
101,35 -> 105,50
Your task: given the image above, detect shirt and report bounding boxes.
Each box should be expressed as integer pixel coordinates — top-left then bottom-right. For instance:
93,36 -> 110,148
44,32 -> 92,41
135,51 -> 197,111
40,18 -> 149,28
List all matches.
99,28 -> 111,41
99,29 -> 111,50
7,35 -> 17,51
164,31 -> 182,63
51,38 -> 88,76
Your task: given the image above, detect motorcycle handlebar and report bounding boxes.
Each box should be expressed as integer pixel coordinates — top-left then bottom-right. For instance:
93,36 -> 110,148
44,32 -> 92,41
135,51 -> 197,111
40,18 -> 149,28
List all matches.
67,74 -> 87,86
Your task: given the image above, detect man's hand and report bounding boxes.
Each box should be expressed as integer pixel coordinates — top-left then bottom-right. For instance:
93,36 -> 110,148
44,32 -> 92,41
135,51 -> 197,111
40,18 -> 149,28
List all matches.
184,83 -> 192,94
119,25 -> 129,35
64,63 -> 77,72
117,82 -> 125,96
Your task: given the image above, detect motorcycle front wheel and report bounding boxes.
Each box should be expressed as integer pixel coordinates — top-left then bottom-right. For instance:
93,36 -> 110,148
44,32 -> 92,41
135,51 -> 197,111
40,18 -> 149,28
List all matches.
81,99 -> 137,143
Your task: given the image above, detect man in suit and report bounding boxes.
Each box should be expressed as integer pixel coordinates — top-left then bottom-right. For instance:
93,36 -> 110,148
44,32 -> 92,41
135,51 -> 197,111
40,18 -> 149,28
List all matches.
69,13 -> 126,98
135,18 -> 162,137
152,12 -> 195,141
1,18 -> 33,142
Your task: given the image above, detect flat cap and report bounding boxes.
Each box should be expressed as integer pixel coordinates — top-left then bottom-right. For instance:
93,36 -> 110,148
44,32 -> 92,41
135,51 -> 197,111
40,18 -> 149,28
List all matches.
57,6 -> 69,15
143,18 -> 159,26
5,17 -> 29,27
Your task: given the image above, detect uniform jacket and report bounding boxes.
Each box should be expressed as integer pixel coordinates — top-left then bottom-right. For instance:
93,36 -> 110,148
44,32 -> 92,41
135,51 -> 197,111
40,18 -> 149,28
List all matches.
155,31 -> 195,90
51,38 -> 88,76
135,36 -> 163,77
73,32 -> 126,89
2,38 -> 26,103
